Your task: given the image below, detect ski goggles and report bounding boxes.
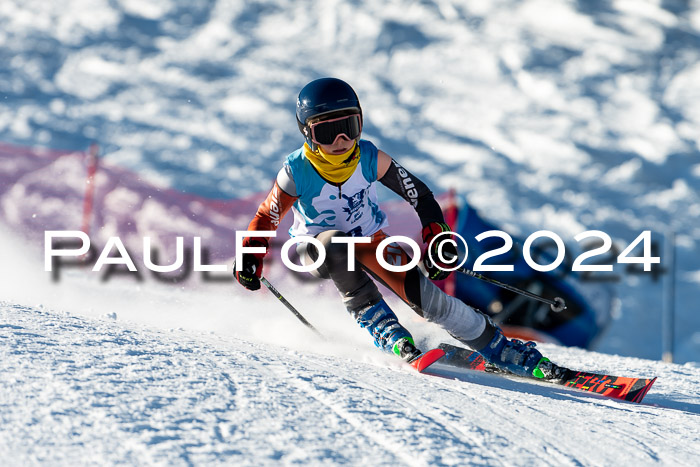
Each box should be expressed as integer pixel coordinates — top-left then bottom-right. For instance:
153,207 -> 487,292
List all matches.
308,113 -> 362,145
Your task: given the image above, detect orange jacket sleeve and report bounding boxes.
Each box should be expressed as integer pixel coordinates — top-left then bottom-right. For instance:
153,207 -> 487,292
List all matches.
243,181 -> 297,251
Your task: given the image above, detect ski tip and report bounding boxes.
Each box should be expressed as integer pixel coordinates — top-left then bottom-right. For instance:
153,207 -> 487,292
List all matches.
410,348 -> 446,373
633,377 -> 657,404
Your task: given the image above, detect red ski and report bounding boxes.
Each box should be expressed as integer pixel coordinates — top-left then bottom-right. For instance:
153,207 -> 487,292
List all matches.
410,348 -> 446,373
437,343 -> 656,404
561,370 -> 656,404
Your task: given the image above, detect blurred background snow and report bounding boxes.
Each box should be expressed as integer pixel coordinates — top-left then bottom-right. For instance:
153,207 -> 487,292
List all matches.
0,0 -> 698,363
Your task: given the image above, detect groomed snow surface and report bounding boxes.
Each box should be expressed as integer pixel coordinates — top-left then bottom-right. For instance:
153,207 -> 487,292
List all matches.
1,299 -> 698,466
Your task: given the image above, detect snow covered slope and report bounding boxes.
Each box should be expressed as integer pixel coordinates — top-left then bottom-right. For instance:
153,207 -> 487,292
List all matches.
1,0 -> 700,463
1,301 -> 699,465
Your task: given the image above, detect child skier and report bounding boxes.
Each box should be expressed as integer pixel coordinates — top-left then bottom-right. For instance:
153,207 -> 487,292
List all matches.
234,77 -> 556,379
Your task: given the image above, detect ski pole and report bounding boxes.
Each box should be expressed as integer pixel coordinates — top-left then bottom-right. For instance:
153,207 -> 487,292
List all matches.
453,266 -> 567,312
430,252 -> 567,312
260,277 -> 324,337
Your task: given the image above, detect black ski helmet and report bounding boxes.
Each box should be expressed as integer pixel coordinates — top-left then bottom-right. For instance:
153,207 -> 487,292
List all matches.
296,77 -> 363,149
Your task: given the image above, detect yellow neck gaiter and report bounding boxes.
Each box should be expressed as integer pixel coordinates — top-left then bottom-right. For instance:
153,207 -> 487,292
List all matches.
303,141 -> 360,184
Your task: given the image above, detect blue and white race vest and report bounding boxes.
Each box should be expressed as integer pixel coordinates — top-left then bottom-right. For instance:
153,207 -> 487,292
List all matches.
285,140 -> 388,238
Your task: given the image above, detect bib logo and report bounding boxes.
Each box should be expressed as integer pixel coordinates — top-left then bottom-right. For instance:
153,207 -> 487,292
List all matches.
341,188 -> 366,222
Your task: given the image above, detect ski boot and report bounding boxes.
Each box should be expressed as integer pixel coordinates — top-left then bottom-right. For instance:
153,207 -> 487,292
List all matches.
351,299 -> 421,362
477,327 -> 556,379
393,337 -> 422,363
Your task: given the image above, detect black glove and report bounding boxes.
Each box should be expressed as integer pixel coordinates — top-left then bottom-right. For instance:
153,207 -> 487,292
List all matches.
422,221 -> 459,281
233,240 -> 266,291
